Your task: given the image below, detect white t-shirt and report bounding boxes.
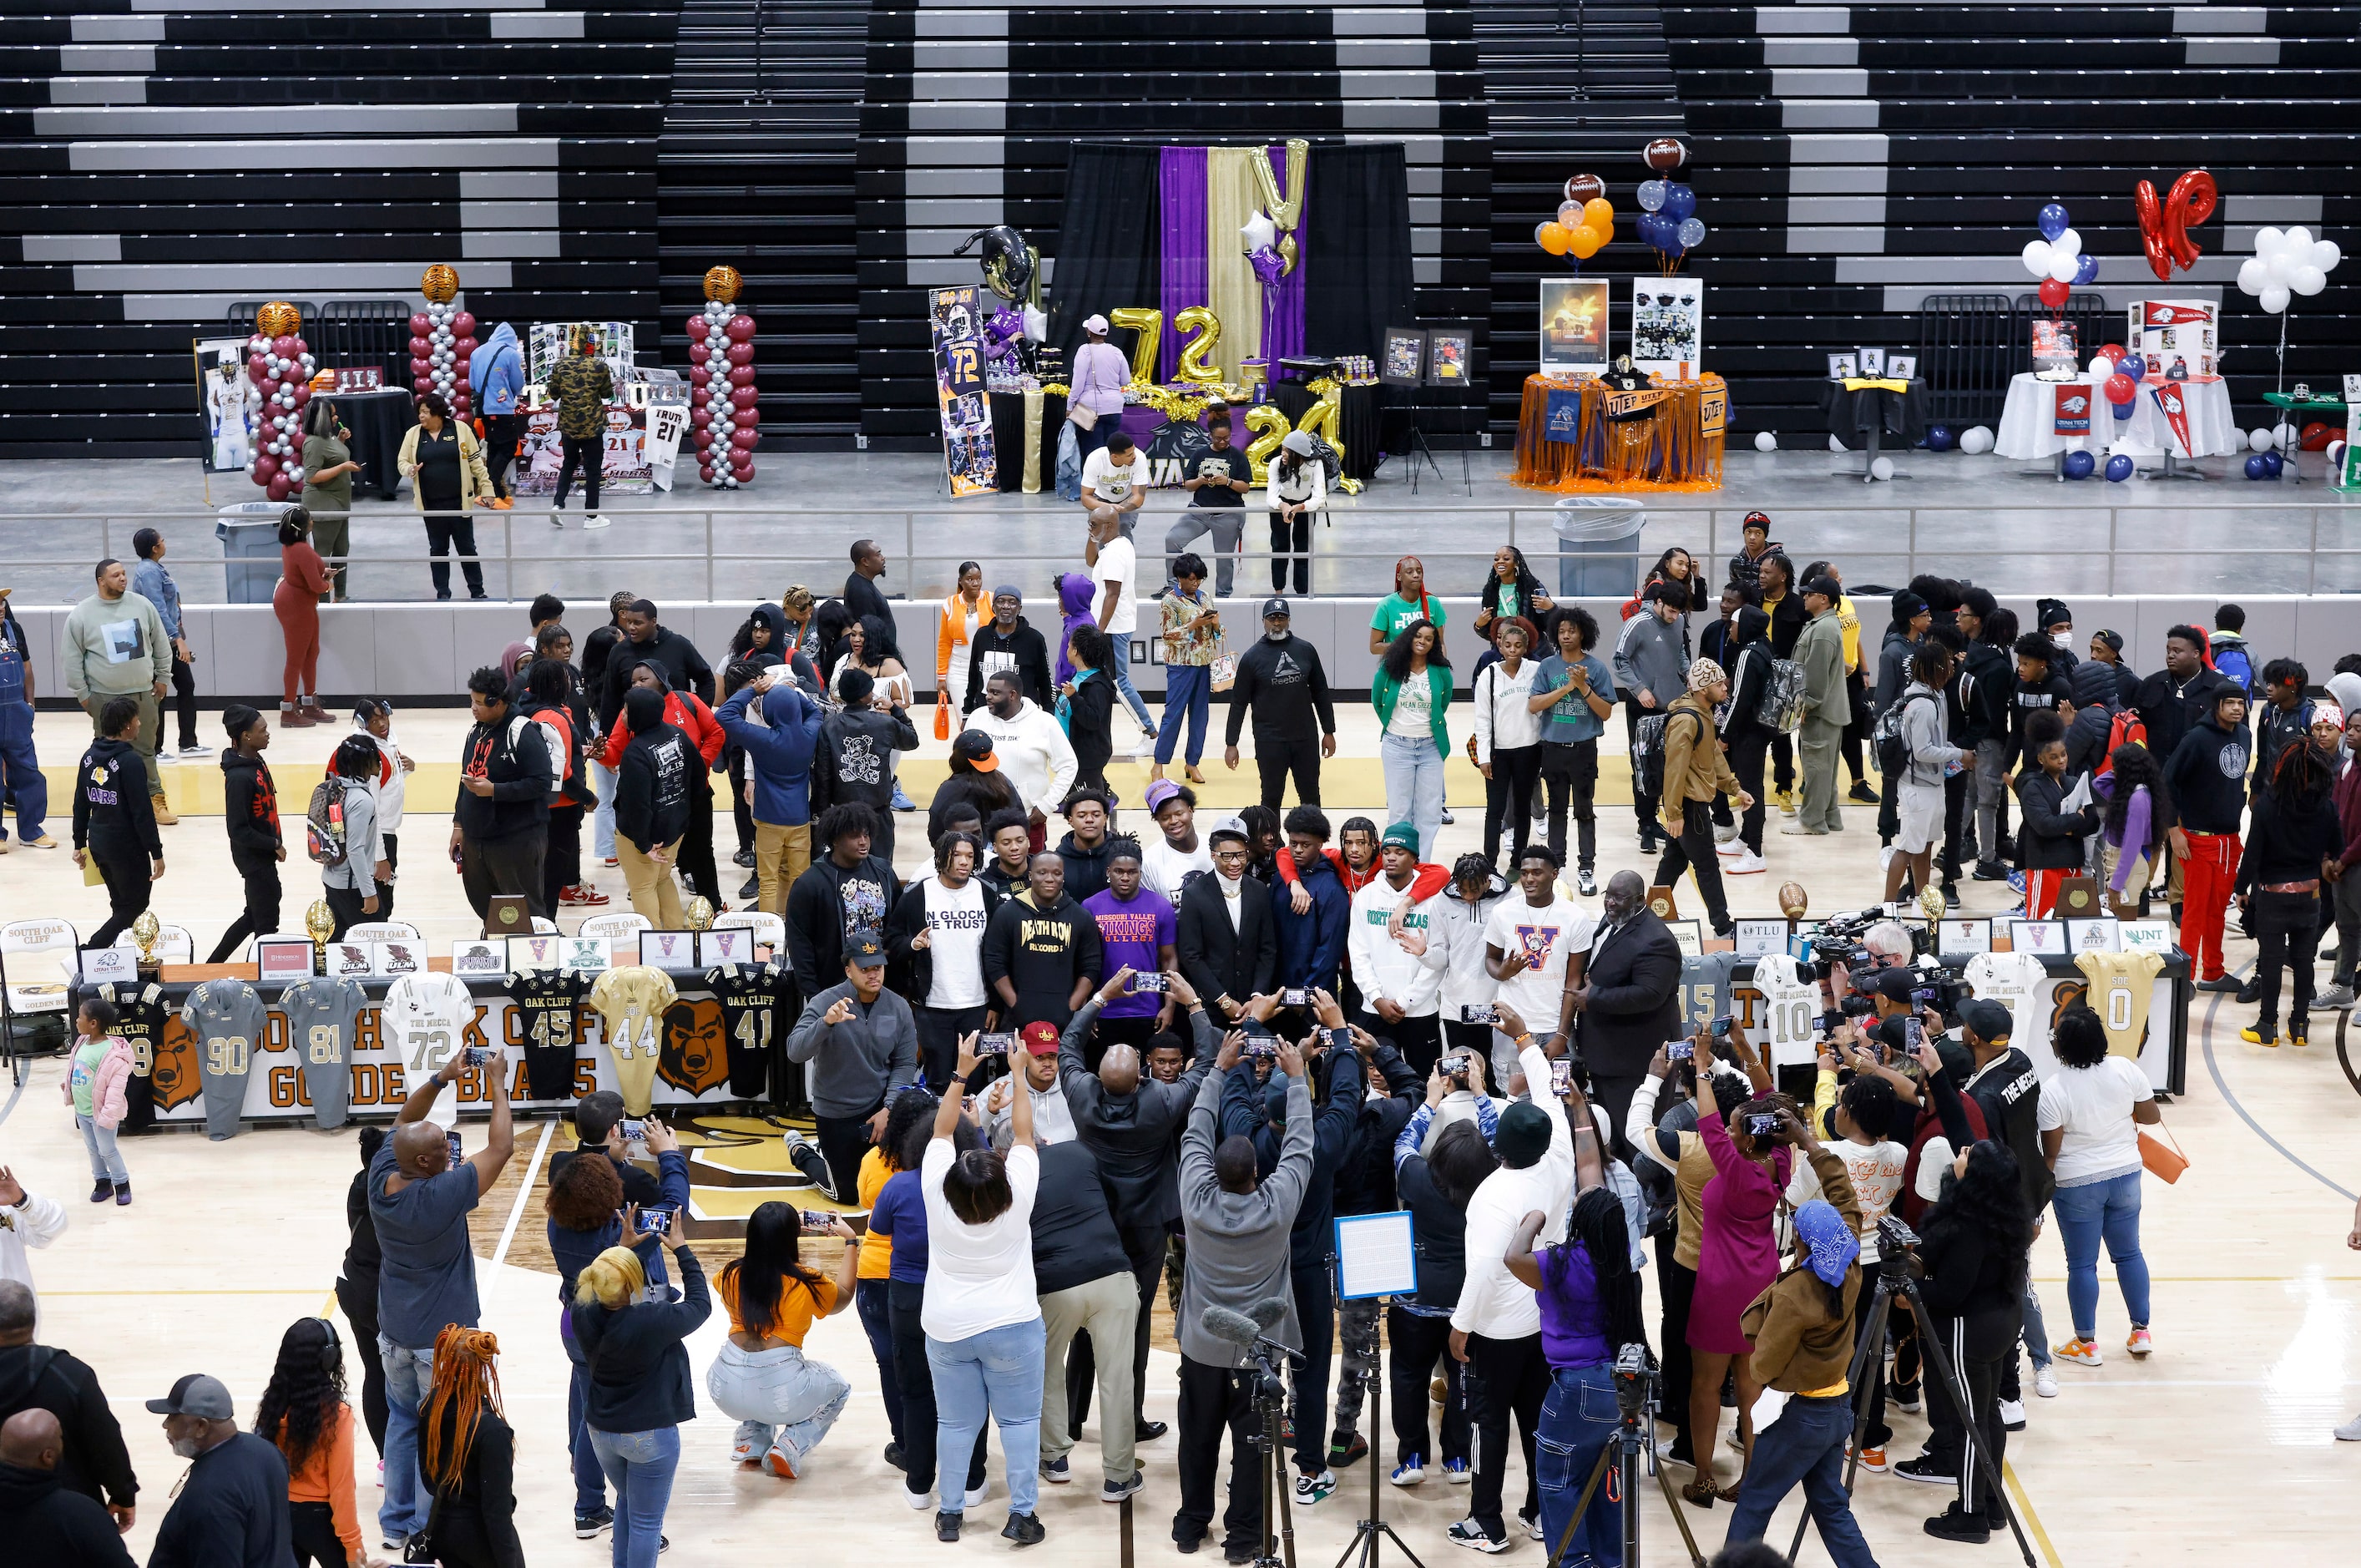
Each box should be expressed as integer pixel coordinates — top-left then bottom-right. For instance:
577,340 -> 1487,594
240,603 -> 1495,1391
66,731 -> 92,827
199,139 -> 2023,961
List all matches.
921,877 -> 990,1009
1082,448 -> 1149,508
1090,534 -> 1140,637
2035,1055 -> 2153,1186
1387,674 -> 1433,740
1141,835 -> 1215,909
919,1137 -> 1041,1341
1482,893 -> 1596,1027
1785,1137 -> 1909,1261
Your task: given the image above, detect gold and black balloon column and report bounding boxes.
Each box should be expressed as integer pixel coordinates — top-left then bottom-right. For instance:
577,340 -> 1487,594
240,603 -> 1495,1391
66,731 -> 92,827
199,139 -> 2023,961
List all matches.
688,266 -> 757,489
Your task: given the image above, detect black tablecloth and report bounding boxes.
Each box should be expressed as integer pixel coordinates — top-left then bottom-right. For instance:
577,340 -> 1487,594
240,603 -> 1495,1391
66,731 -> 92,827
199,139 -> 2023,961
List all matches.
317,387 -> 412,499
988,388 -> 1070,493
1270,378 -> 1383,482
1820,378 -> 1929,448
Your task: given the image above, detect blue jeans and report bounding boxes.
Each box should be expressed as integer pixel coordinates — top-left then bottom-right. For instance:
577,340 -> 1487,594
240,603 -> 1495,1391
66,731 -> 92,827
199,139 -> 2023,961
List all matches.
854,1277 -> 906,1448
705,1341 -> 852,1466
376,1336 -> 436,1541
0,707 -> 46,844
2021,1277 -> 2052,1372
1157,663 -> 1211,766
1534,1363 -> 1620,1566
2051,1170 -> 2151,1338
1722,1393 -> 1878,1568
562,1310 -> 605,1515
589,759 -> 619,861
78,1115 -> 127,1183
927,1318 -> 1047,1516
1380,733 -> 1445,864
1106,630 -> 1155,731
588,1425 -> 680,1568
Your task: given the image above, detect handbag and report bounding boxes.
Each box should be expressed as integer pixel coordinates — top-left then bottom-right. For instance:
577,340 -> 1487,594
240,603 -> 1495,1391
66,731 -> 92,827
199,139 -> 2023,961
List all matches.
2137,1121 -> 2187,1184
1067,402 -> 1098,432
933,694 -> 951,741
1207,634 -> 1237,694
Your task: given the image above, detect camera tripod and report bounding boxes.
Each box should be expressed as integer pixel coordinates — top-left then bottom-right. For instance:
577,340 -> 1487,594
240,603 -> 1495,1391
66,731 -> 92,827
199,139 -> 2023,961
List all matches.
1331,1308 -> 1423,1568
1784,1248 -> 2037,1566
1246,1343 -> 1299,1568
1545,1358 -> 1707,1568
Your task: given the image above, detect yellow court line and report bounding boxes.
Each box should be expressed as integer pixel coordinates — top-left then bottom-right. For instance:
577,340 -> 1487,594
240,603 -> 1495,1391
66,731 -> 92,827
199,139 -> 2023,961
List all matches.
2004,1461 -> 2066,1568
44,1288 -> 331,1296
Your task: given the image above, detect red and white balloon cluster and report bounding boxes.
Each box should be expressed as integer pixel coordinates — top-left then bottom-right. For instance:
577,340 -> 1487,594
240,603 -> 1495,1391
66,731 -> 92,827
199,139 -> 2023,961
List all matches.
244,301 -> 314,500
687,266 -> 756,488
409,266 -> 478,417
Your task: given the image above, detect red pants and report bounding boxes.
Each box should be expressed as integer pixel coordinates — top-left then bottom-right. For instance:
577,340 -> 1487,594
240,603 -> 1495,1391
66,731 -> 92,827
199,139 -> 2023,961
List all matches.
2179,831 -> 2242,980
2025,868 -> 2069,919
271,581 -> 319,705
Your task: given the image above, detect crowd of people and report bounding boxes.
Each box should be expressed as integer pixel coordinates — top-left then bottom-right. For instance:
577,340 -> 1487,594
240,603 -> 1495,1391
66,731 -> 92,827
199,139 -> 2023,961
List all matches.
18,508 -> 2361,1568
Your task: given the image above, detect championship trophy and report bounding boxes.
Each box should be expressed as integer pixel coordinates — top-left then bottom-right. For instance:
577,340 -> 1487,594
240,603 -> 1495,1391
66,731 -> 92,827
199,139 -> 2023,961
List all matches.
129,911 -> 163,977
305,899 -> 336,967
1919,883 -> 1949,940
685,897 -> 715,933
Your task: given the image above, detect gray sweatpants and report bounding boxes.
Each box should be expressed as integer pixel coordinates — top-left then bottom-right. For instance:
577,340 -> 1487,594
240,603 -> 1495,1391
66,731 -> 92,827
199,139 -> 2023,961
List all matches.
1973,738 -> 2010,864
1165,508 -> 1246,598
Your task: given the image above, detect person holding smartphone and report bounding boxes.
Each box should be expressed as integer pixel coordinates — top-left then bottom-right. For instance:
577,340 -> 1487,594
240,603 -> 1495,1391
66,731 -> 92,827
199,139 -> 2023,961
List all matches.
572,1218 -> 710,1568
706,1201 -> 860,1479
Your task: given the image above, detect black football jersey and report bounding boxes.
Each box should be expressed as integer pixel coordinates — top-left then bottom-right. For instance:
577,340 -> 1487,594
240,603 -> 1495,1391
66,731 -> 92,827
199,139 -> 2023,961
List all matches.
705,961 -> 791,1098
508,969 -> 589,1102
82,980 -> 168,1134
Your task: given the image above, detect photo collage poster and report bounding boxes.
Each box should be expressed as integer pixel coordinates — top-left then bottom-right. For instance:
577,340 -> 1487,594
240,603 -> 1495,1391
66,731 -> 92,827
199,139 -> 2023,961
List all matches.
1538,280 -> 1610,376
514,321 -> 651,495
195,336 -> 260,473
1629,278 -> 1703,378
928,286 -> 999,497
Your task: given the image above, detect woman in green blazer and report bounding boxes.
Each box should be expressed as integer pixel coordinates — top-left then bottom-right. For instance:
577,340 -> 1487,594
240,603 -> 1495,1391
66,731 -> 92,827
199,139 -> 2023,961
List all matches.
1371,618 -> 1453,858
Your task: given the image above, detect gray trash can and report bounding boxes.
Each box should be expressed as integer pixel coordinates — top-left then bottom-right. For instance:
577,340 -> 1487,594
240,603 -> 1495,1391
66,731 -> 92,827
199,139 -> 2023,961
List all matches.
215,502 -> 282,604
1551,496 -> 1647,599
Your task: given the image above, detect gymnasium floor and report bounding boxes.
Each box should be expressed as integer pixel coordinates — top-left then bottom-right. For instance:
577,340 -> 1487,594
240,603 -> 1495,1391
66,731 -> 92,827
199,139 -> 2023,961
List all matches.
4,705 -> 2357,1565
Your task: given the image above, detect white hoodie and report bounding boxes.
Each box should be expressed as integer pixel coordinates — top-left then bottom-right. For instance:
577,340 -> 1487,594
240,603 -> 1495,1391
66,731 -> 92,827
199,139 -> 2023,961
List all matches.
1413,888 -> 1504,1017
970,697 -> 1077,815
1347,875 -> 1442,1016
1471,657 -> 1544,764
0,1184 -> 67,1330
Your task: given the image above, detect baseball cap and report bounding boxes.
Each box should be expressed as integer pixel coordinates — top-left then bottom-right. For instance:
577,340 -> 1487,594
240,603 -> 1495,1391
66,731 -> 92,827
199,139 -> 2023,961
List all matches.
1958,999 -> 2013,1043
1083,313 -> 1110,334
1261,596 -> 1291,620
1021,1020 -> 1061,1055
845,933 -> 887,966
1803,574 -> 1842,600
2092,628 -> 2125,655
1207,814 -> 1251,847
1144,778 -> 1183,814
1870,967 -> 1921,1003
953,731 -> 998,771
146,1373 -> 235,1419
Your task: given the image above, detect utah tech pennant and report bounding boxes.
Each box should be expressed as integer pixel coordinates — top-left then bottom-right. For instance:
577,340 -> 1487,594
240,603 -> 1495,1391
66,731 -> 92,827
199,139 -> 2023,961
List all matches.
2148,383 -> 2194,457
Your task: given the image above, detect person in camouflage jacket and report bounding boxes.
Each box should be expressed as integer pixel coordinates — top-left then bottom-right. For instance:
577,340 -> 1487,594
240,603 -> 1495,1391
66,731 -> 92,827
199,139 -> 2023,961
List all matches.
547,332 -> 615,527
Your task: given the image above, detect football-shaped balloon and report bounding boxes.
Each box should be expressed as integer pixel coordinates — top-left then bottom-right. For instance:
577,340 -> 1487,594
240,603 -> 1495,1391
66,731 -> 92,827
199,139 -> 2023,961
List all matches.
725,315 -> 756,343
1643,137 -> 1688,173
1563,174 -> 1605,205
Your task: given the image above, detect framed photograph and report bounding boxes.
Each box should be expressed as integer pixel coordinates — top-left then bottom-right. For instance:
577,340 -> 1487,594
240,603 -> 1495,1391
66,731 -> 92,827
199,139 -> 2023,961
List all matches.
2067,919 -> 2122,953
1828,352 -> 1858,380
79,946 -> 137,984
1732,919 -> 1789,959
451,940 -> 506,978
2120,918 -> 2175,953
1937,918 -> 1992,960
1886,353 -> 1918,382
329,942 -> 376,979
1664,919 -> 1704,959
562,936 -> 611,975
193,337 -> 261,479
700,928 -> 753,968
1426,326 -> 1472,387
2030,318 -> 2079,379
255,939 -> 315,984
1538,280 -> 1610,376
1379,326 -> 1426,387
638,931 -> 697,969
1630,278 -> 1703,377
373,940 -> 423,977
2007,919 -> 2068,957
508,933 -> 564,973
1857,347 -> 1886,377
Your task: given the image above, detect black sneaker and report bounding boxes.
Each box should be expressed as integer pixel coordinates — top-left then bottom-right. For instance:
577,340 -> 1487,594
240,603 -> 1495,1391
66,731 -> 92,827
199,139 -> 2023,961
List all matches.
883,1441 -> 906,1470
2237,979 -> 2262,1004
738,873 -> 760,900
1924,1505 -> 1991,1544
574,1505 -> 614,1538
1135,1419 -> 1169,1443
936,1510 -> 963,1542
1888,1382 -> 1922,1413
1893,1454 -> 1957,1486
1002,1512 -> 1046,1546
733,848 -> 756,867
90,1179 -> 113,1203
1328,1432 -> 1368,1468
1848,781 -> 1879,804
1971,861 -> 2010,882
2193,975 -> 2243,993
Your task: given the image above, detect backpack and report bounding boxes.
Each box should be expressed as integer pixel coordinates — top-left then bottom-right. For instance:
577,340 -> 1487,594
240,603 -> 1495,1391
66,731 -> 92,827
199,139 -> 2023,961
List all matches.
1630,707 -> 1704,801
1755,655 -> 1808,734
2212,638 -> 2255,695
305,779 -> 357,866
1873,690 -> 1937,780
2092,708 -> 2146,779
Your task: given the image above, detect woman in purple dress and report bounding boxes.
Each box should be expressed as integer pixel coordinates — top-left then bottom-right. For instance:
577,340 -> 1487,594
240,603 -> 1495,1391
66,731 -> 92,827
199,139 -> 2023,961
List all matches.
1683,1027 -> 1794,1505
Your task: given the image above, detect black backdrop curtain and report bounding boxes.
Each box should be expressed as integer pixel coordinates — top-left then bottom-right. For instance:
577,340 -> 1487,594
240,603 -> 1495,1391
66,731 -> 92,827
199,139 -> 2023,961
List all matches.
1049,144 -> 1161,367
1302,144 -> 1416,360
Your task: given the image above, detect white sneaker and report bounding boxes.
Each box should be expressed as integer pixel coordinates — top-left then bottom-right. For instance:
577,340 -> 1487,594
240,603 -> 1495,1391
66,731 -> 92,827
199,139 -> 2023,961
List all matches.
1131,735 -> 1157,761
1998,1398 -> 2026,1431
549,508 -> 564,528
1713,819 -> 1742,845
584,513 -> 611,530
963,1485 -> 987,1510
2336,1414 -> 2361,1441
1716,837 -> 1742,857
1727,851 -> 1767,875
2034,1365 -> 2059,1399
906,1486 -> 933,1510
179,744 -> 214,758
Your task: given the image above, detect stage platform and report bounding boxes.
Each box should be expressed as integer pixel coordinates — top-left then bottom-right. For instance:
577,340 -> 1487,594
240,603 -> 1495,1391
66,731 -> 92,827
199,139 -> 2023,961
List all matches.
2,443 -> 2352,613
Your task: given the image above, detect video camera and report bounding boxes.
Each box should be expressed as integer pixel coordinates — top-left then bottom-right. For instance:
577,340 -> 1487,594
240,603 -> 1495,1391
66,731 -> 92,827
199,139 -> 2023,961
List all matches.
1902,955 -> 1973,1020
1803,908 -> 1888,981
1611,1342 -> 1656,1421
1876,1213 -> 1924,1278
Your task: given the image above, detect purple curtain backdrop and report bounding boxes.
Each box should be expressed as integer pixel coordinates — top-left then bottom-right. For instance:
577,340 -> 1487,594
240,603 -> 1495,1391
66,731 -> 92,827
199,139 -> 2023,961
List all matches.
1261,144 -> 1307,368
1158,146 -> 1207,382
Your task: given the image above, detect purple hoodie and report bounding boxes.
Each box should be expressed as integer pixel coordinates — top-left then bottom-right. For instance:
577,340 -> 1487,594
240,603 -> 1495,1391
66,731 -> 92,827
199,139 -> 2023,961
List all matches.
1053,570 -> 1095,685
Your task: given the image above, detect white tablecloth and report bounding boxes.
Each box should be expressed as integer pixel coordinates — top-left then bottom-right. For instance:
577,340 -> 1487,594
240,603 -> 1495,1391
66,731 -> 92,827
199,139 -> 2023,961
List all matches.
1994,371 -> 2237,461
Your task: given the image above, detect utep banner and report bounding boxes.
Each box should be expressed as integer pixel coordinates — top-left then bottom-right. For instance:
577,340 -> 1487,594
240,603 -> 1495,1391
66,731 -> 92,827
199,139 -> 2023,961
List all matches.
146,988 -> 744,1125
928,286 -> 999,496
2053,384 -> 2091,436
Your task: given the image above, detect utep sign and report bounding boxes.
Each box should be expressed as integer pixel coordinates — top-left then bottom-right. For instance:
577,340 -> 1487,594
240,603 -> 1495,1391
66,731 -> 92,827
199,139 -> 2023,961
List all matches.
2053,384 -> 2091,436
148,989 -> 743,1125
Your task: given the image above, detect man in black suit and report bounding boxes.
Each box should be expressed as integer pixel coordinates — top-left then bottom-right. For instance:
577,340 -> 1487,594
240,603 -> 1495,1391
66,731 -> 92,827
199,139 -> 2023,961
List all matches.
1559,869 -> 1681,1146
1175,817 -> 1278,1026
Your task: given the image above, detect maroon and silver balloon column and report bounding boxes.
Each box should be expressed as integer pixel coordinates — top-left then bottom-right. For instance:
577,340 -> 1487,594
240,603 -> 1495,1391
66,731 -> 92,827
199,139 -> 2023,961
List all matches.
686,266 -> 756,488
244,300 -> 313,501
409,265 -> 478,419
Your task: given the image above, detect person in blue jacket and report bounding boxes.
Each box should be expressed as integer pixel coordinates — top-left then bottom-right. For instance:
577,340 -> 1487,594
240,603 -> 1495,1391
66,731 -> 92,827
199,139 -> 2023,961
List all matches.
713,660 -> 824,918
469,321 -> 527,507
1271,805 -> 1352,1012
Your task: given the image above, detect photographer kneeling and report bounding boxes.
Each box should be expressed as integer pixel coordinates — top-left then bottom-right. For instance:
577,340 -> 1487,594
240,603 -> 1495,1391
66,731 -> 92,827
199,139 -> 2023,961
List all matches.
1720,1105 -> 1877,1568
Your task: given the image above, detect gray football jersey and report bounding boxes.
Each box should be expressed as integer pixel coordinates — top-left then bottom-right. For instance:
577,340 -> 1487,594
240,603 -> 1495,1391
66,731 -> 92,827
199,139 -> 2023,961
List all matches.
278,977 -> 369,1130
180,979 -> 269,1140
1675,951 -> 1740,1039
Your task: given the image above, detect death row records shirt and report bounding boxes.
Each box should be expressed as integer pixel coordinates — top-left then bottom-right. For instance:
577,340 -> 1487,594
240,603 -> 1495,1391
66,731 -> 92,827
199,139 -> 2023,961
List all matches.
181,978 -> 270,1141
382,973 -> 478,1128
2074,949 -> 2168,1058
1482,893 -> 1596,1025
1964,951 -> 2050,1052
705,960 -> 794,1097
1746,953 -> 1822,1070
276,976 -> 368,1130
590,965 -> 680,1115
83,979 -> 166,1134
509,968 -> 590,1101
1674,950 -> 1740,1040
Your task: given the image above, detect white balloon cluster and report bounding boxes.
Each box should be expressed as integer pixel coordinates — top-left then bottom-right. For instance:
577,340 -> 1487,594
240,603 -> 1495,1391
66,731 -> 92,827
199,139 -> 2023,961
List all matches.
686,296 -> 758,489
2237,225 -> 2340,316
2020,228 -> 2085,285
242,331 -> 318,498
1958,425 -> 1995,456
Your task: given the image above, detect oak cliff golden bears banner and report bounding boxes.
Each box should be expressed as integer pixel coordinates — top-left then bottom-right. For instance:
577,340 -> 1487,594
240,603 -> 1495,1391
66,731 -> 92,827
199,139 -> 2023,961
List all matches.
928,286 -> 999,497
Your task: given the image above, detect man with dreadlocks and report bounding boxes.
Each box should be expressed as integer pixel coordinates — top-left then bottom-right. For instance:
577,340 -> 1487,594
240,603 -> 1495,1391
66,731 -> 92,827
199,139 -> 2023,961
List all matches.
421,1325 -> 523,1568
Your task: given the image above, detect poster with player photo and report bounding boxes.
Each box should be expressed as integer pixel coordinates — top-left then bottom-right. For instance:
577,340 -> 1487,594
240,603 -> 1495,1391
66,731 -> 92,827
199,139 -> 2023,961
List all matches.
1630,278 -> 1703,377
928,285 -> 998,496
1539,280 -> 1610,375
1426,326 -> 1473,387
1380,326 -> 1426,387
193,337 -> 260,475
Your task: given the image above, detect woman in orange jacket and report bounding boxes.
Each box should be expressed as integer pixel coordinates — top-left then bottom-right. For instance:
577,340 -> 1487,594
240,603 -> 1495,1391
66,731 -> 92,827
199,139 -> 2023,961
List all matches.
937,560 -> 987,721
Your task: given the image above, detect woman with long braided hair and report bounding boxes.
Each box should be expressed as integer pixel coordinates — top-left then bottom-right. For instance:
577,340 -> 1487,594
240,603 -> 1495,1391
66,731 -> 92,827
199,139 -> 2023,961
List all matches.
419,1325 -> 523,1568
255,1316 -> 366,1568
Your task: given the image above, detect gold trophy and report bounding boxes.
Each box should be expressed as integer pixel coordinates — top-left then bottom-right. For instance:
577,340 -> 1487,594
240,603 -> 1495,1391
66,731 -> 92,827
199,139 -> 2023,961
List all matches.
129,911 -> 162,976
1919,883 -> 1949,941
685,897 -> 715,933
305,899 -> 336,967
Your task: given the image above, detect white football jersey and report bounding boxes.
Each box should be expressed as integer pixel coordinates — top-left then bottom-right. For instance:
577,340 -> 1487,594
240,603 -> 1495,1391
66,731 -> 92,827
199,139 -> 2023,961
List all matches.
382,972 -> 478,1127
1965,951 -> 2050,1050
1748,953 -> 1823,1069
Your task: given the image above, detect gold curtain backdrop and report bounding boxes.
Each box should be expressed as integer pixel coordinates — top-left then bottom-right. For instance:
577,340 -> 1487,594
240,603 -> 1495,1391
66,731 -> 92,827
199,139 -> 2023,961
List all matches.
1204,147 -> 1265,382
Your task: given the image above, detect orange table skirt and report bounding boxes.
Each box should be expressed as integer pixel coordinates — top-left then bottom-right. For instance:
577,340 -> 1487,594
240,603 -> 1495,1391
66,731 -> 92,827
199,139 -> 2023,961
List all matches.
1512,373 -> 1729,493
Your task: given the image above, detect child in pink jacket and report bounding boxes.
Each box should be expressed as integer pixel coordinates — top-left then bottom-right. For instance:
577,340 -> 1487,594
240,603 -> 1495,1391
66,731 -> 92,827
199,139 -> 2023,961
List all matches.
65,995 -> 134,1204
